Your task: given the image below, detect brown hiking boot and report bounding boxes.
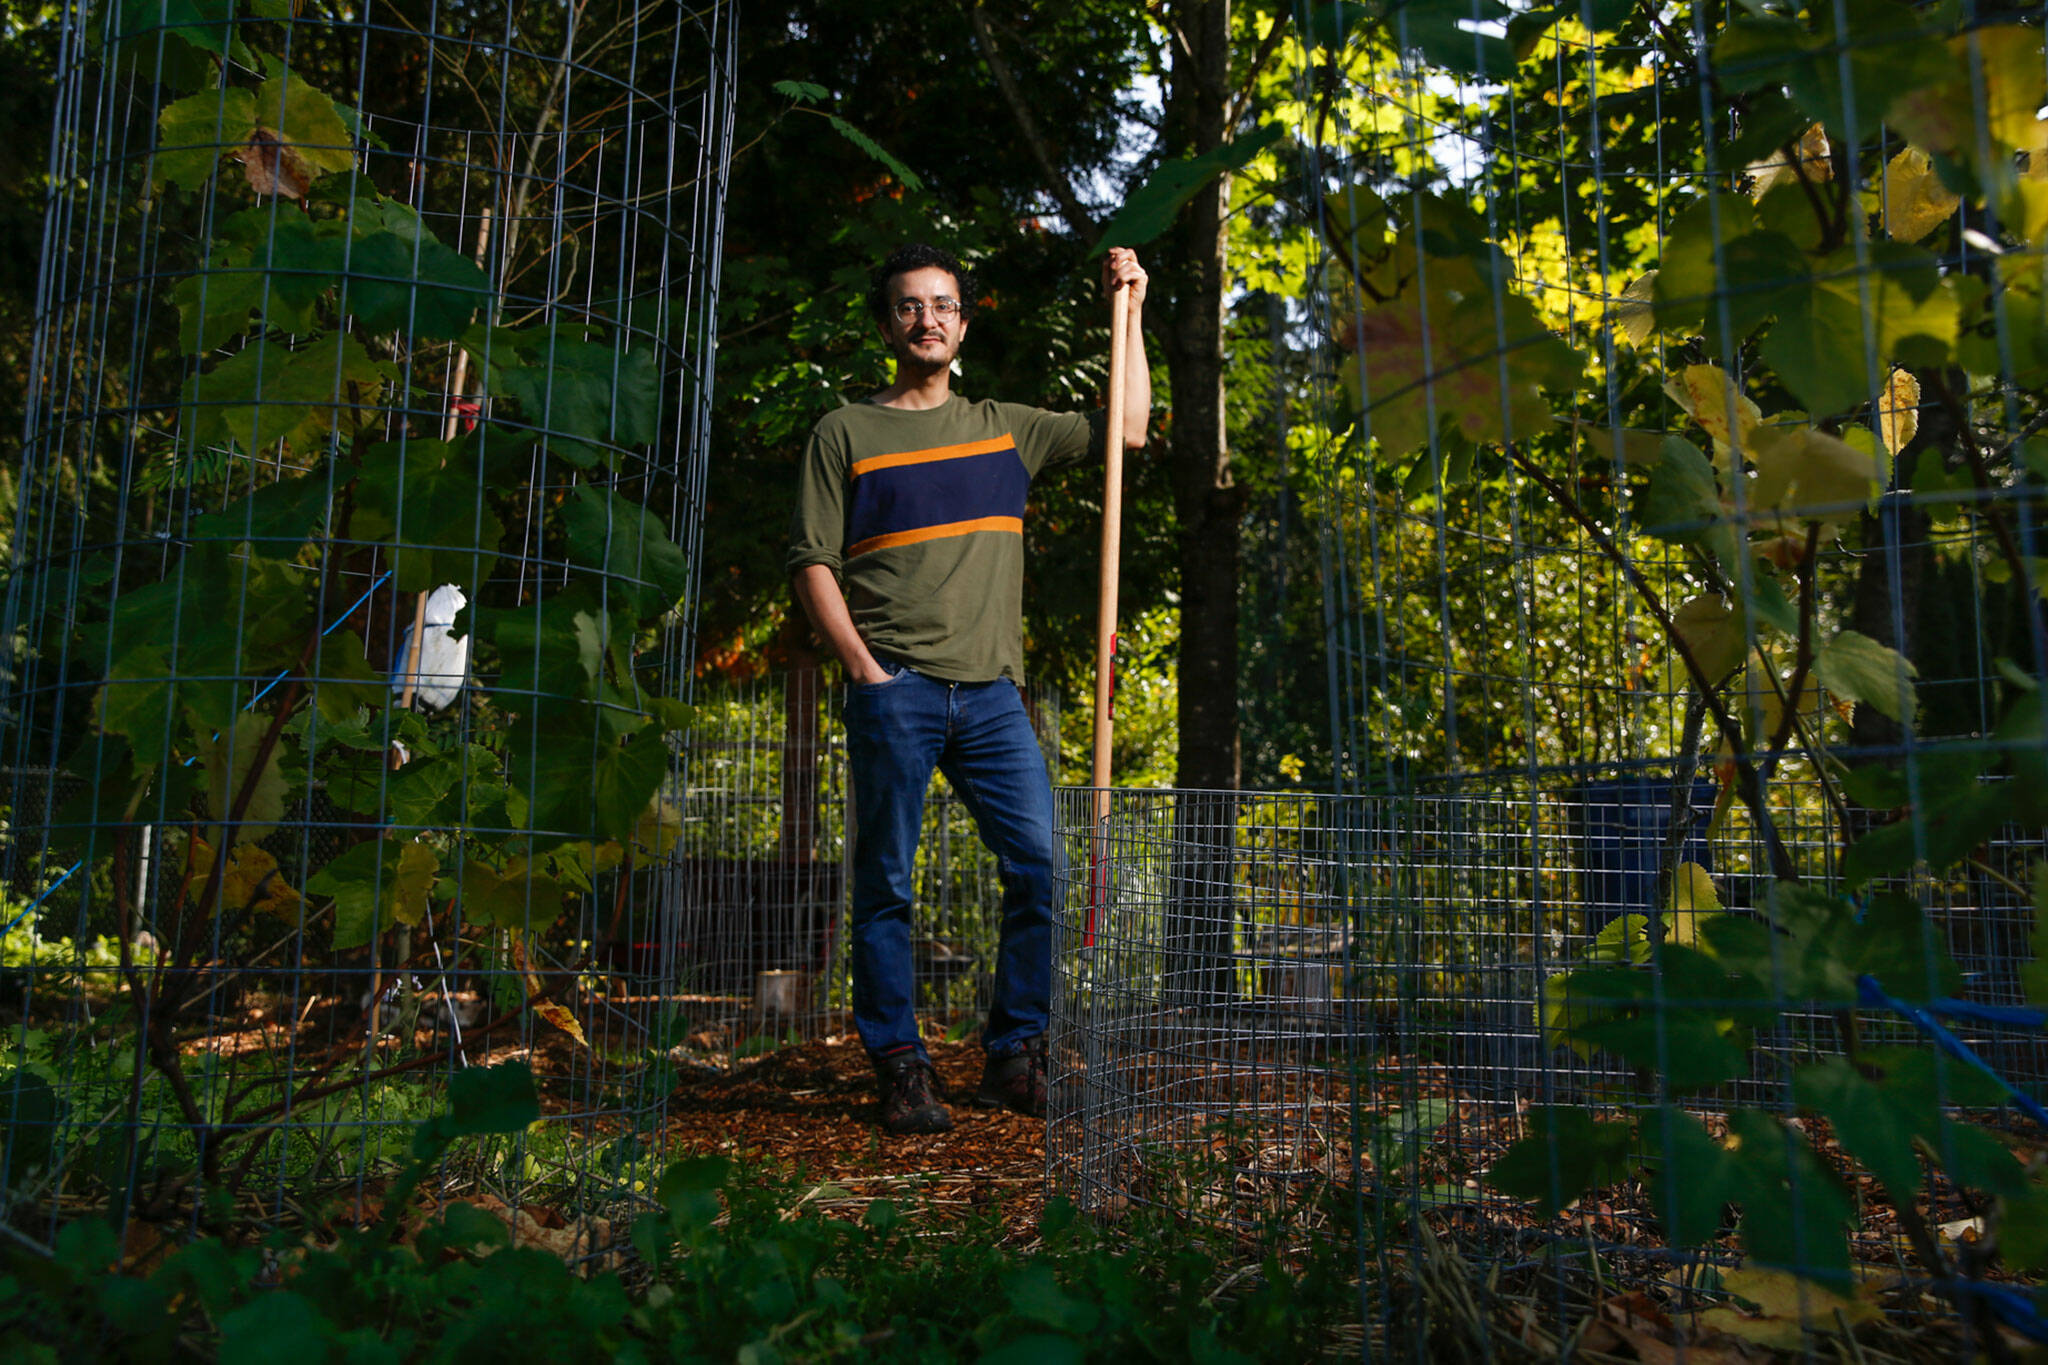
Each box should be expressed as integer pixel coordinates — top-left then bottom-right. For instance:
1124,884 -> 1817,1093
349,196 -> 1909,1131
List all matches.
876,1053 -> 953,1135
974,1036 -> 1047,1118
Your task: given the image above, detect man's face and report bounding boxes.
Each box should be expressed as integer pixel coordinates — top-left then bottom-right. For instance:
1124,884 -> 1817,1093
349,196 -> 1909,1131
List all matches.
878,265 -> 967,371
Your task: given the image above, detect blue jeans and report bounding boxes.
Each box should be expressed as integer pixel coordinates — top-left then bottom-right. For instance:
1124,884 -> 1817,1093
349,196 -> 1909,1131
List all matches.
843,662 -> 1056,1063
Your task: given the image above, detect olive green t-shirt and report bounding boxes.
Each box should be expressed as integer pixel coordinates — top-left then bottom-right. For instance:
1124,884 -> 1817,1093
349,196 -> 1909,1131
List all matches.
787,395 -> 1105,683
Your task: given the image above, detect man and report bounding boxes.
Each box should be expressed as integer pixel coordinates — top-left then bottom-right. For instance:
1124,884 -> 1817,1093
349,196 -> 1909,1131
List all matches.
787,242 -> 1150,1134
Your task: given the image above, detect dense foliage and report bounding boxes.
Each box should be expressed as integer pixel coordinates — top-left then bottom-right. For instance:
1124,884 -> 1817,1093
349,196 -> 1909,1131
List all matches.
2,1062 -> 1360,1364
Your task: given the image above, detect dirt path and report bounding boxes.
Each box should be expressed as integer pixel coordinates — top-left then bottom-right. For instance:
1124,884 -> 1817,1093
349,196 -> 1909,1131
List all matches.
660,1036 -> 1047,1239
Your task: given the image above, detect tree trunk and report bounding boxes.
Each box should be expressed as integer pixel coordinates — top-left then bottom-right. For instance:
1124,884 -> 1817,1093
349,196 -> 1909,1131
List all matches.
1159,0 -> 1242,796
1158,0 -> 1240,1010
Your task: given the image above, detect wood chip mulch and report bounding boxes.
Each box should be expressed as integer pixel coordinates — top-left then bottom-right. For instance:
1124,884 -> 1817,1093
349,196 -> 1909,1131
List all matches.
659,1035 -> 1047,1240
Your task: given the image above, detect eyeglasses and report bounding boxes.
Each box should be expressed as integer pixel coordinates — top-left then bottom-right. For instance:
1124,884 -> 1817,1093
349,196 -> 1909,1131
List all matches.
891,297 -> 961,322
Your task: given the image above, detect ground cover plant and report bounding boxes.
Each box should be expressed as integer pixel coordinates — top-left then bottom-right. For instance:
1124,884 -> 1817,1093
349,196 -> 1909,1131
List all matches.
1,1057 -> 1369,1364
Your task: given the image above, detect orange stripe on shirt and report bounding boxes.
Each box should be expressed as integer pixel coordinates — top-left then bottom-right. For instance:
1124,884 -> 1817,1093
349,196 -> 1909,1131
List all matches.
848,515 -> 1022,558
850,435 -> 1016,478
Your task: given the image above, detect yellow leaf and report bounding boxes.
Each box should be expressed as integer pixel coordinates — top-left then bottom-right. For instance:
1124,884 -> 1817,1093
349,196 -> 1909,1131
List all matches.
509,932 -> 545,998
1891,29 -> 2046,167
1667,861 -> 1722,913
633,798 -> 684,858
1700,1266 -> 1880,1348
1666,862 -> 1726,946
535,1001 -> 589,1049
2006,179 -> 2048,246
1672,594 -> 1747,683
1748,425 -> 1884,517
391,842 -> 438,928
1746,123 -> 1831,200
1877,368 -> 1920,457
1881,147 -> 1959,242
1972,27 -> 2048,157
1674,365 -> 1761,467
190,839 -> 306,919
1609,271 -> 1657,346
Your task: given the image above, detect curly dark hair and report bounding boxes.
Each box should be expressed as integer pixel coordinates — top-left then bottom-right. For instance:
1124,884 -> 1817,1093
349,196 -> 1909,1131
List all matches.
866,242 -> 976,324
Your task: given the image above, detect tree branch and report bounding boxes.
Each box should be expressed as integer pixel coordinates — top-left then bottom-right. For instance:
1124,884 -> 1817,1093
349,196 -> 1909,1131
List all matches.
1510,449 -> 1798,881
1228,11 -> 1293,126
965,0 -> 1101,245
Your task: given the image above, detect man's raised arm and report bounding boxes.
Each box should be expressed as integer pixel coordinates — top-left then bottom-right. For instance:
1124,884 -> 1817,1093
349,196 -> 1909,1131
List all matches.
1102,246 -> 1150,450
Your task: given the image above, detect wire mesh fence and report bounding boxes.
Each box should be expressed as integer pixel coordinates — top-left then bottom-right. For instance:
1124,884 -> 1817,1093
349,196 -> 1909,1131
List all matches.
1050,783 -> 2048,1323
1052,0 -> 2048,1346
671,666 -> 1064,1061
1,0 -> 737,1247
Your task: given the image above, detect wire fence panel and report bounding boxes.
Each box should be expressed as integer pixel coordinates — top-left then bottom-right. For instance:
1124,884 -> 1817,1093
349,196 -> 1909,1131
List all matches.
1056,1 -> 2048,1347
672,667 -> 1063,1061
1,0 -> 737,1248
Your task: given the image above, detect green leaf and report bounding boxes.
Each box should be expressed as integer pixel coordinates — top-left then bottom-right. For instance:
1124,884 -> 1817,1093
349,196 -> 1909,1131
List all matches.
308,631 -> 386,723
343,230 -> 490,340
561,485 -> 691,618
193,711 -> 289,845
217,1291 -> 332,1365
192,473 -> 332,547
1838,764 -> 1909,809
0,1069 -> 68,1171
173,211 -> 347,351
1748,425 -> 1886,518
1757,245 -> 1958,418
307,839 -> 438,949
1487,1107 -> 1636,1217
49,739 -> 188,854
1845,893 -> 1962,1000
1926,1115 -> 2028,1201
1712,0 -> 1956,142
771,79 -> 829,103
1644,1107 -> 1743,1248
1744,576 -> 1800,637
506,712 -> 668,846
183,333 -> 396,456
824,114 -> 924,193
114,0 -> 289,63
153,86 -> 256,192
1651,196 -> 1758,336
252,67 -> 357,182
1793,1056 -> 1926,1203
487,595 -> 607,706
456,858 -> 567,932
97,647 -> 177,766
381,751 -> 464,829
1307,1 -> 1372,50
432,1201 -> 513,1257
1814,630 -> 1917,726
351,440 -> 506,593
484,339 -> 661,469
981,1336 -> 1087,1365
1586,914 -> 1651,964
1724,1108 -> 1854,1285
1382,0 -> 1517,77
1094,125 -> 1286,257
1004,1265 -> 1100,1335
413,1062 -> 540,1155
1638,436 -> 1740,572
1671,594 -> 1746,684
1339,275 -> 1583,458
2001,1188 -> 2048,1273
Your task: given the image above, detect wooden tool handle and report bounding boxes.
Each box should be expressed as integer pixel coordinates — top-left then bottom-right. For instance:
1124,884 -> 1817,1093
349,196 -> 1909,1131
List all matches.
1091,285 -> 1135,825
